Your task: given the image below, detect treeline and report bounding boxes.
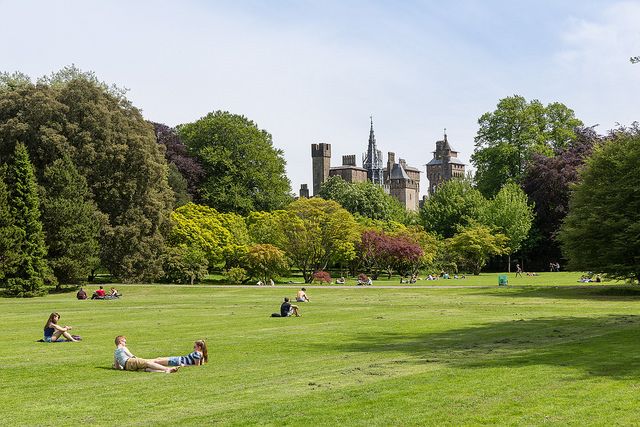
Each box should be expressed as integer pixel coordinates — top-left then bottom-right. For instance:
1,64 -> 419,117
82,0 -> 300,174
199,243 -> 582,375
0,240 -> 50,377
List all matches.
1,68 -> 638,295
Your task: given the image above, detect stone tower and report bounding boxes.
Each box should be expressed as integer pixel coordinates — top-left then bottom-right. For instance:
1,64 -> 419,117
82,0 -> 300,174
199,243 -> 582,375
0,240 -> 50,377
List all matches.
388,158 -> 420,211
426,130 -> 466,195
362,117 -> 384,185
311,143 -> 331,196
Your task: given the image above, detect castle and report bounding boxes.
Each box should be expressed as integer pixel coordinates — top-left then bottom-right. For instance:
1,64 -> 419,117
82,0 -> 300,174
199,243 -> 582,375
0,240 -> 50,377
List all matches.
301,120 -> 465,210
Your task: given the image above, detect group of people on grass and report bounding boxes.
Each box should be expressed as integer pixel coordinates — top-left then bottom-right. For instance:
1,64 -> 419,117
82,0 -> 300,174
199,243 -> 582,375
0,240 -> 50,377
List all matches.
42,311 -> 207,374
76,286 -> 121,300
274,287 -> 310,317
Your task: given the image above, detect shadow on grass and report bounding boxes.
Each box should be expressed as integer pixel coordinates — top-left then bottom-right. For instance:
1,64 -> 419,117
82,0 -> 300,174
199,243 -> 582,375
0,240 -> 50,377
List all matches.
482,285 -> 640,301
332,314 -> 640,379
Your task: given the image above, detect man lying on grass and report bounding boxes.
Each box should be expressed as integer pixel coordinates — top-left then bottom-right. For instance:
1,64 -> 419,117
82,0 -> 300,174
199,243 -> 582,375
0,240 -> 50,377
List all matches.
113,336 -> 179,373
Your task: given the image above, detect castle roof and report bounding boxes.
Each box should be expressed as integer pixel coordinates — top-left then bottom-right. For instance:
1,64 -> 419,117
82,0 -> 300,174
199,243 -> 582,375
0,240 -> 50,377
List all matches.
426,157 -> 466,166
389,163 -> 410,180
330,165 -> 367,171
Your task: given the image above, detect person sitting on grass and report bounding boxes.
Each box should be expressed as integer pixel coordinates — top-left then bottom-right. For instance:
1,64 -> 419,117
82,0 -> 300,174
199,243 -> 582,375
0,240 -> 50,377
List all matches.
113,336 -> 179,373
280,297 -> 301,317
91,286 -> 106,299
43,312 -> 80,342
76,288 -> 87,300
109,287 -> 121,298
153,340 -> 208,367
296,288 -> 310,302
336,276 -> 346,284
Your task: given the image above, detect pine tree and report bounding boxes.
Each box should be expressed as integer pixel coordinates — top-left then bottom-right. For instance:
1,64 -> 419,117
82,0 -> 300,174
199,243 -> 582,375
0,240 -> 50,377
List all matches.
0,165 -> 23,282
4,143 -> 50,296
40,155 -> 103,285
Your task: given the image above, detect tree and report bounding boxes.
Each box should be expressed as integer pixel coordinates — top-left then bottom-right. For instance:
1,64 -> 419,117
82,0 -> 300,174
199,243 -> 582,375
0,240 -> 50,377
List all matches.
558,124 -> 640,283
319,176 -> 406,222
152,122 -> 204,201
472,95 -> 583,197
169,203 -> 233,268
521,126 -> 601,268
0,165 -> 22,281
482,181 -> 534,271
279,198 -> 359,283
40,155 -> 103,285
167,162 -> 192,207
359,230 -> 424,278
0,67 -> 174,282
3,143 -> 50,296
447,225 -> 508,275
420,178 -> 487,238
177,111 -> 292,214
161,244 -> 209,285
243,244 -> 288,285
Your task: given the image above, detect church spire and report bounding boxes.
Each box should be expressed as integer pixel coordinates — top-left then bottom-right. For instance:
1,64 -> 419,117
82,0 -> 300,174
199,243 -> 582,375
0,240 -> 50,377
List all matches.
363,115 -> 383,185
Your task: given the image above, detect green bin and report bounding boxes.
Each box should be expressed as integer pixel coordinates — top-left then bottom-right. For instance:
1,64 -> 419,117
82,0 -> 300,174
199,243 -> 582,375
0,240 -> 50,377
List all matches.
498,274 -> 508,286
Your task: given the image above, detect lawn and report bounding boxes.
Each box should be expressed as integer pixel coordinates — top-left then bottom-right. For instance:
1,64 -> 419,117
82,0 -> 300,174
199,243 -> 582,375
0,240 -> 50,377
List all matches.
2,280 -> 640,425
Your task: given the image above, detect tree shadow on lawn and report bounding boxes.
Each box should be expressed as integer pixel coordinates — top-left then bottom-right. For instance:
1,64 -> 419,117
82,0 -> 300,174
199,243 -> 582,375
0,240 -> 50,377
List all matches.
482,285 -> 640,301
332,315 -> 640,379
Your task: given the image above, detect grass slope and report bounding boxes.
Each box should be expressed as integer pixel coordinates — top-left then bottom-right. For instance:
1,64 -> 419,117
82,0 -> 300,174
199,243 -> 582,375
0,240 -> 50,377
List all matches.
1,281 -> 639,425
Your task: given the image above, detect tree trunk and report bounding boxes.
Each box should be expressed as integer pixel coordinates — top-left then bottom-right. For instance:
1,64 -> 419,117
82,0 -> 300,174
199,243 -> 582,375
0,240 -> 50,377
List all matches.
508,254 -> 511,273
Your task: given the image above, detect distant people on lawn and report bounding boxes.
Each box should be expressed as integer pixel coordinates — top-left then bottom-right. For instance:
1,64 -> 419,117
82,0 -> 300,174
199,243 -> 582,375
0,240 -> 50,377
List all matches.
336,276 -> 346,284
91,286 -> 106,299
76,288 -> 87,300
357,274 -> 372,286
280,297 -> 301,317
113,336 -> 179,373
43,312 -> 80,342
269,279 -> 275,286
109,287 -> 121,298
515,264 -> 523,277
549,262 -> 560,272
153,340 -> 208,367
296,288 -> 310,302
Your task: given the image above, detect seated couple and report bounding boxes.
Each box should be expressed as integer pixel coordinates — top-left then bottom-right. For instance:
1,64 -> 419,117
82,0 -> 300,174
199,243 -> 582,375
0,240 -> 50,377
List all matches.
356,274 -> 372,286
90,286 -> 121,299
113,336 -> 208,373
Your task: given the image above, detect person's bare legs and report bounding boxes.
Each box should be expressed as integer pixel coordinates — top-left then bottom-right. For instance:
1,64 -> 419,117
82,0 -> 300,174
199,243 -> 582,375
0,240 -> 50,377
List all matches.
292,305 -> 301,317
144,360 -> 178,373
52,330 -> 78,342
151,357 -> 171,366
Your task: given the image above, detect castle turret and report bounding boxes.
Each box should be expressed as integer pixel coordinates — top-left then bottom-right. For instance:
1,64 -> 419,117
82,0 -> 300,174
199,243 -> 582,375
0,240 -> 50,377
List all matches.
311,143 -> 331,196
299,184 -> 310,198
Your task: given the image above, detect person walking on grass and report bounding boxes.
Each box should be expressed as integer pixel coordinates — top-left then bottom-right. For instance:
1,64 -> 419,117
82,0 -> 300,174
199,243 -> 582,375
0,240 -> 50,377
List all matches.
153,340 -> 208,367
515,263 -> 523,278
43,312 -> 80,342
113,336 -> 179,373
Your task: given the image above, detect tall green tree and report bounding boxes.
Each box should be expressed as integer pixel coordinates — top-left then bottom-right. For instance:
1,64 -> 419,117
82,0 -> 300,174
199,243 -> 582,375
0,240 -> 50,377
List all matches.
3,143 -> 50,296
420,178 -> 487,238
471,95 -> 583,197
0,165 -> 22,281
40,155 -> 103,284
559,124 -> 640,283
178,111 -> 292,214
0,67 -> 174,282
481,181 -> 534,271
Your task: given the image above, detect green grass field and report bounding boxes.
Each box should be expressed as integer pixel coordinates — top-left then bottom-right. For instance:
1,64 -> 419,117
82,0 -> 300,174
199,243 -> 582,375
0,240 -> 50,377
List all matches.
2,273 -> 640,426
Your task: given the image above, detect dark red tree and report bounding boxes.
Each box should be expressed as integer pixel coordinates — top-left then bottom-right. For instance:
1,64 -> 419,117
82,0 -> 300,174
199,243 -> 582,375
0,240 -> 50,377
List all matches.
359,230 -> 423,278
151,122 -> 204,201
521,126 -> 602,268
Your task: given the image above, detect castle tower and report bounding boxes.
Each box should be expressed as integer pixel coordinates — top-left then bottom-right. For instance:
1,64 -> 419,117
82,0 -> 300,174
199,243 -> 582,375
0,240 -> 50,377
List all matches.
426,130 -> 466,195
299,184 -> 310,198
311,143 -> 331,196
362,117 -> 384,185
388,160 -> 419,211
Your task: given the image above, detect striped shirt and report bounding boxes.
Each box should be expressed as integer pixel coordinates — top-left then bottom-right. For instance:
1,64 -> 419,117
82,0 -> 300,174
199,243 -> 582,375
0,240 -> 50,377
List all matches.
178,351 -> 203,366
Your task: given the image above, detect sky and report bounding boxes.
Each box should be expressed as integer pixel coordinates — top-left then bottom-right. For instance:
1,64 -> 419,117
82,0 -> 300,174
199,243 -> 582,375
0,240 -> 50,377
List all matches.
1,0 -> 639,197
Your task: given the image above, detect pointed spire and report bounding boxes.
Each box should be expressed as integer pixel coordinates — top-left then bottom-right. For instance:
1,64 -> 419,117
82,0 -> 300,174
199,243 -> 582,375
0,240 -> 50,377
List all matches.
443,127 -> 450,150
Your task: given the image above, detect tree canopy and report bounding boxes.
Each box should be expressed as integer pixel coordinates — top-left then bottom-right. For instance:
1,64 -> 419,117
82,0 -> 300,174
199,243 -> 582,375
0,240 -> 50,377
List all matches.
471,95 -> 583,197
559,124 -> 640,283
178,111 -> 292,214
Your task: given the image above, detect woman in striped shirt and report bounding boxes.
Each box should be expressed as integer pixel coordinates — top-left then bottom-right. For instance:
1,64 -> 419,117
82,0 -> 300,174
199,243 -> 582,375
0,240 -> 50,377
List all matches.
154,340 -> 208,367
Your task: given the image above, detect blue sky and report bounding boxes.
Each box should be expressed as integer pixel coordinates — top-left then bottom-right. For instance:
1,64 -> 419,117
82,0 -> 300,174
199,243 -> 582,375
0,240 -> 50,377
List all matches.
1,0 -> 638,197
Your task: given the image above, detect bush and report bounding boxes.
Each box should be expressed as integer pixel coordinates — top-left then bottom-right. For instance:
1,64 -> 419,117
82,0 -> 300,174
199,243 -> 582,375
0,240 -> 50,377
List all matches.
313,271 -> 332,284
226,267 -> 248,284
162,245 -> 208,285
